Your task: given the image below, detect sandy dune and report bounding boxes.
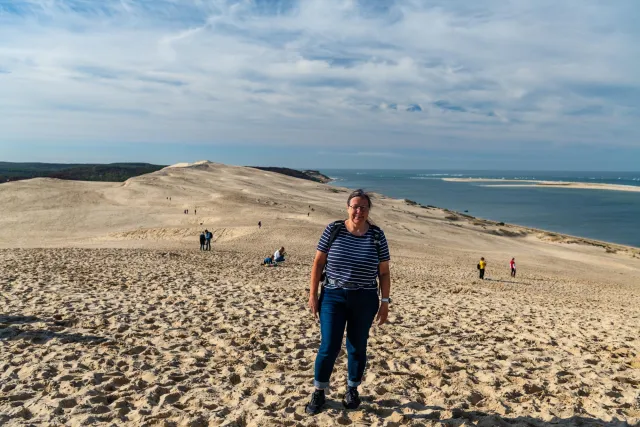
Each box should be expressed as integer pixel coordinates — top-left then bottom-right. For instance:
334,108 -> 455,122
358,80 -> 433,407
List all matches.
1,162 -> 639,426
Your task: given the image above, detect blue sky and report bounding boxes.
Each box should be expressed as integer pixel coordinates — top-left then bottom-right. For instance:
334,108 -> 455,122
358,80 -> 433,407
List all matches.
0,0 -> 639,170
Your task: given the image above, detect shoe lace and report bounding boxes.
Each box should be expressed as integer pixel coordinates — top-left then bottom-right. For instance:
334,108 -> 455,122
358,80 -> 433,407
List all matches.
346,387 -> 358,402
311,390 -> 324,405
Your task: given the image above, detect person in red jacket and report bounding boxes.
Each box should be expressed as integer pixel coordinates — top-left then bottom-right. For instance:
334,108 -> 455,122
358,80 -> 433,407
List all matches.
510,258 -> 516,278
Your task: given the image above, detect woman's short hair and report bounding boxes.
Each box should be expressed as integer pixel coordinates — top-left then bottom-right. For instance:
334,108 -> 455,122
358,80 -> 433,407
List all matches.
347,189 -> 372,208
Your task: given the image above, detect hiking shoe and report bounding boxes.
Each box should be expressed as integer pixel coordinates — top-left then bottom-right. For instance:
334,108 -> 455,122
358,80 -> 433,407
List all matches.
343,387 -> 361,409
305,389 -> 326,415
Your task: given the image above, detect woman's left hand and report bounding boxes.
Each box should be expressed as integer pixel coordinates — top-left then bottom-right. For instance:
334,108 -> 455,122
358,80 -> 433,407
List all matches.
376,302 -> 389,325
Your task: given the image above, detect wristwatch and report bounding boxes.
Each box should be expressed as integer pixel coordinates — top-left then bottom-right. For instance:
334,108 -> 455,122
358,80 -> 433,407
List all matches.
381,298 -> 391,304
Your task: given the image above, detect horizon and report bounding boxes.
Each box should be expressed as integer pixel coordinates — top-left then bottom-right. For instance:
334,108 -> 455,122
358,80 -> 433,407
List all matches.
2,159 -> 640,174
1,1 -> 639,170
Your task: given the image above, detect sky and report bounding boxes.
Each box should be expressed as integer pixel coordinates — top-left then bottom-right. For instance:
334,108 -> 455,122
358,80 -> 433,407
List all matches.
0,0 -> 639,170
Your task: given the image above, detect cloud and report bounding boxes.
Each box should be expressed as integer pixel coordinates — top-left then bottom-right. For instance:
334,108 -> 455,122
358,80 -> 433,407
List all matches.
317,150 -> 408,159
0,0 -> 638,152
434,101 -> 465,113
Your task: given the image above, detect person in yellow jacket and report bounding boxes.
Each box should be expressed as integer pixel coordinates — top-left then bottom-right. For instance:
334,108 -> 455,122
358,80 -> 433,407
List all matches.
477,257 -> 486,280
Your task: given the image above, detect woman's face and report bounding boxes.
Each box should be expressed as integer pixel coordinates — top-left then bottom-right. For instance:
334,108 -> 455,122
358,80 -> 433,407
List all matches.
348,196 -> 370,226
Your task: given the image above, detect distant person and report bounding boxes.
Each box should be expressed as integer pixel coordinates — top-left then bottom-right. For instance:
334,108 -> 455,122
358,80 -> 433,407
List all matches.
195,209 -> 197,215
478,257 -> 486,280
305,189 -> 391,415
258,221 -> 262,229
510,257 -> 516,278
199,232 -> 206,251
274,247 -> 286,262
263,255 -> 273,265
205,229 -> 212,251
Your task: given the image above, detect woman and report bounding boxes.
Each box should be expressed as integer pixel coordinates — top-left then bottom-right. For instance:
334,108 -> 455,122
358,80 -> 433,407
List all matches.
274,247 -> 286,262
306,189 -> 391,415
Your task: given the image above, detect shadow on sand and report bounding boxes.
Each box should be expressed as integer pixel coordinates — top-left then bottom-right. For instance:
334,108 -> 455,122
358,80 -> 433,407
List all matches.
324,398 -> 633,426
0,314 -> 107,344
0,315 -> 41,324
405,407 -> 633,426
0,328 -> 108,344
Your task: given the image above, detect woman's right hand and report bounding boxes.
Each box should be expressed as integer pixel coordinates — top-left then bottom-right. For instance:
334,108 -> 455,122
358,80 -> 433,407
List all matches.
308,294 -> 319,320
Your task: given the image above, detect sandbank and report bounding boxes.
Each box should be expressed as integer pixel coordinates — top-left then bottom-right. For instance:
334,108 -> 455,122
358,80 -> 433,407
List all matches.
442,177 -> 640,192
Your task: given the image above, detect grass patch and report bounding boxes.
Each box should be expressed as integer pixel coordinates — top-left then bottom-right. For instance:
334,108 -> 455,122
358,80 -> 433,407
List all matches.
328,188 -> 346,193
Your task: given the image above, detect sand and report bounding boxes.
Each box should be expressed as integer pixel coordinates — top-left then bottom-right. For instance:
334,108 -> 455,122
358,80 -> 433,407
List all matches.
1,161 -> 639,426
442,178 -> 640,193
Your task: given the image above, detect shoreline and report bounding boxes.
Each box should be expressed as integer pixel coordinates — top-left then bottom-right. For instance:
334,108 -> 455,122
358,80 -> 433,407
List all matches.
442,177 -> 640,192
327,183 -> 640,252
423,203 -> 640,253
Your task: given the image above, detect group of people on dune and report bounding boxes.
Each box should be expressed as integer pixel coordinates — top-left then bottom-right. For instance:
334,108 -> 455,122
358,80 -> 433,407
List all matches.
263,246 -> 287,266
477,256 -> 517,280
198,230 -> 212,251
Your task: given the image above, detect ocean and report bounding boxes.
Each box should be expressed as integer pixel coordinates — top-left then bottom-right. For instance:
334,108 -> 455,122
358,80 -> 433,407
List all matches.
323,170 -> 640,248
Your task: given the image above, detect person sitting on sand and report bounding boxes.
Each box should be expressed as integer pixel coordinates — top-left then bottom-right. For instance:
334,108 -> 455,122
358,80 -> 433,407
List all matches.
478,257 -> 486,280
274,247 -> 286,262
306,189 -> 391,415
263,255 -> 273,265
510,257 -> 516,277
199,231 -> 206,251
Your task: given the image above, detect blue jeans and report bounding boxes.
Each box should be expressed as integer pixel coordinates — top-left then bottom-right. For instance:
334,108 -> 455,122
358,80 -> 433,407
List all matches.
313,287 -> 379,389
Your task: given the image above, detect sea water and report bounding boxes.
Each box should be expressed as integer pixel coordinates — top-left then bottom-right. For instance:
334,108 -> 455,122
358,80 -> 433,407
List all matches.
324,170 -> 640,248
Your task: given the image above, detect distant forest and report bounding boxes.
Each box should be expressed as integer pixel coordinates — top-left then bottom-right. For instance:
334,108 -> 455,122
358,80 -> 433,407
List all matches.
249,167 -> 332,183
0,162 -> 166,183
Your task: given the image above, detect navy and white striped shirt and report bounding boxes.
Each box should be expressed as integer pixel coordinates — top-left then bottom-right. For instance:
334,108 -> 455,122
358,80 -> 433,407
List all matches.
317,222 -> 390,290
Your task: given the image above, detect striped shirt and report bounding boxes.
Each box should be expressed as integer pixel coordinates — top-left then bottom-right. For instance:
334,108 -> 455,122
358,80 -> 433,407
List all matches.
317,222 -> 390,290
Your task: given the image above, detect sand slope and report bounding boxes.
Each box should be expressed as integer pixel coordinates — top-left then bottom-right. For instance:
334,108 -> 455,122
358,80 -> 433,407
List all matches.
1,162 -> 639,426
